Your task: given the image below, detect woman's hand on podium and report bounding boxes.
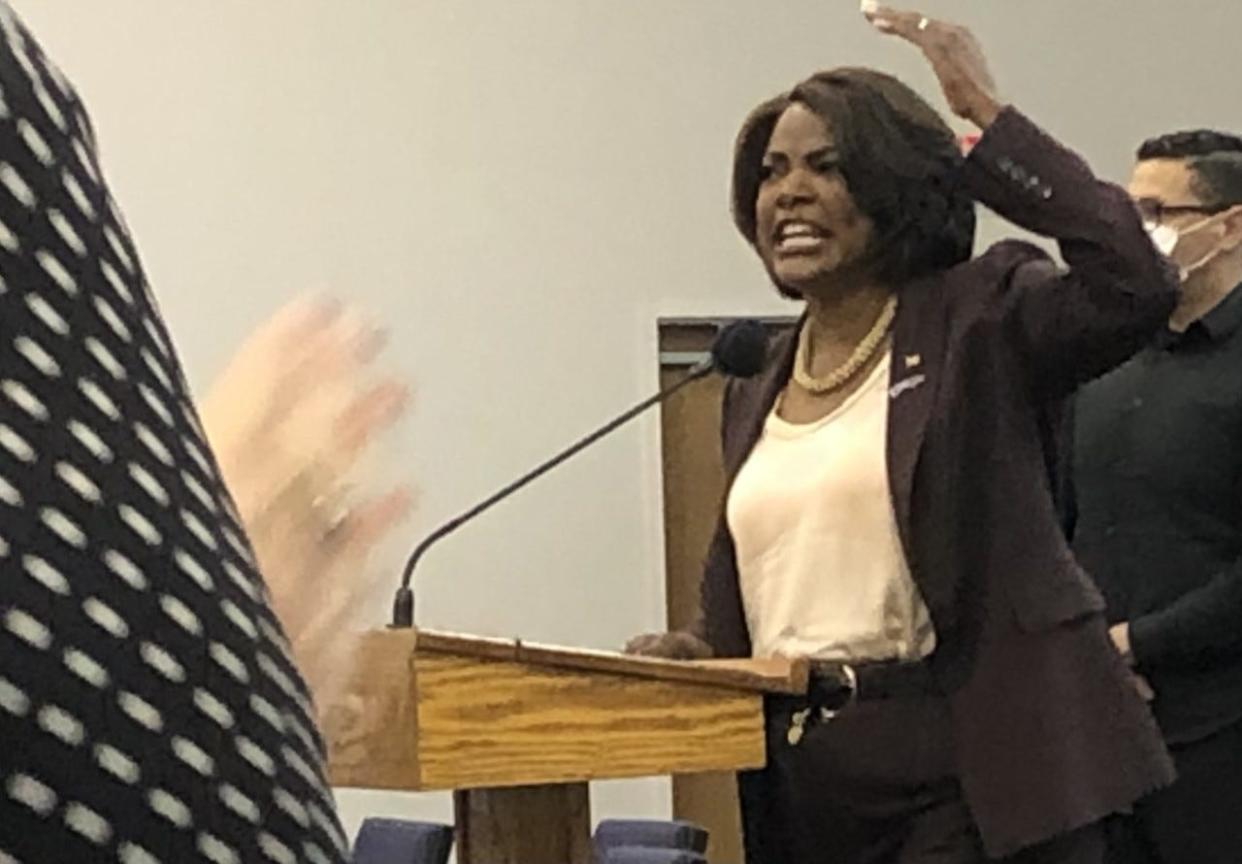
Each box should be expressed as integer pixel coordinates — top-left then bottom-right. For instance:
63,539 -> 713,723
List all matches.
199,297 -> 413,712
624,631 -> 715,660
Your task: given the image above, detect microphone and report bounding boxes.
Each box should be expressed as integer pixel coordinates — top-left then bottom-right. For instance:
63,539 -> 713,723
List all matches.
390,319 -> 768,628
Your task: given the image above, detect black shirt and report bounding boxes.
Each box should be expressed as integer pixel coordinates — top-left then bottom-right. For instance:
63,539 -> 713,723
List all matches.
1073,282 -> 1242,744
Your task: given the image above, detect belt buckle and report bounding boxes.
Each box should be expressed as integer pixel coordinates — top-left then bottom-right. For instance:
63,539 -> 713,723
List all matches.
788,663 -> 861,746
818,663 -> 858,722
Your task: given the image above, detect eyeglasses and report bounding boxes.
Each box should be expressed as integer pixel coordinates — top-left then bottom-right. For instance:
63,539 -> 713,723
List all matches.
1134,197 -> 1230,227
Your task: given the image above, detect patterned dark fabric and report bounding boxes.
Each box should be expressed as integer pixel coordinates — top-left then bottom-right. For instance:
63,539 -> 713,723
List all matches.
0,4 -> 347,862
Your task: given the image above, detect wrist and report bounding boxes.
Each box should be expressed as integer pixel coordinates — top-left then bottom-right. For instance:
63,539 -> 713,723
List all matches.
969,99 -> 1003,131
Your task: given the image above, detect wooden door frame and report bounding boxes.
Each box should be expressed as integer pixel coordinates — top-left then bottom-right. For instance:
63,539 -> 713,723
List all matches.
656,316 -> 795,863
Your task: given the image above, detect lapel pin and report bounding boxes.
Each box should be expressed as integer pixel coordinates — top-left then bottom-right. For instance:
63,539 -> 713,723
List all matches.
904,354 -> 922,370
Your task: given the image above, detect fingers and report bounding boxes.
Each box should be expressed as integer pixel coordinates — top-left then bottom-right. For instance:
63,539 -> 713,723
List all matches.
267,314 -> 389,417
272,367 -> 410,514
290,521 -> 402,645
265,296 -> 344,351
265,488 -> 413,661
624,634 -> 662,655
278,483 -> 414,574
332,486 -> 416,556
863,6 -> 933,42
226,302 -> 409,504
227,297 -> 394,412
863,7 -> 946,80
863,7 -> 977,57
341,313 -> 390,365
206,300 -> 376,444
673,633 -> 714,660
623,632 -> 713,660
328,378 -> 412,471
861,6 -> 998,127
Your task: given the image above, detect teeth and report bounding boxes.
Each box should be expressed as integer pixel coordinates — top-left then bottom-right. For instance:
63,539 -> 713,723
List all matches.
778,222 -> 822,242
779,222 -> 819,239
778,236 -> 822,251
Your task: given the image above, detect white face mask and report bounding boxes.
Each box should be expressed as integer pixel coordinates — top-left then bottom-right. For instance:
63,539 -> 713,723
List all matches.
1146,222 -> 1180,257
1145,214 -> 1227,282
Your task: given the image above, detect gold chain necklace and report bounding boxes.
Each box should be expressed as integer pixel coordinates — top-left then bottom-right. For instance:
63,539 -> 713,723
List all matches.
793,295 -> 898,395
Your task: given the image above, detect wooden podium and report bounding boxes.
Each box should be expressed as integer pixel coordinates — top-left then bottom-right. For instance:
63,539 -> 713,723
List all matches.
322,629 -> 806,864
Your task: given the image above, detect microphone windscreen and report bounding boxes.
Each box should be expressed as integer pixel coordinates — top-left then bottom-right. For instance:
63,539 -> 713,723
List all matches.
711,320 -> 767,379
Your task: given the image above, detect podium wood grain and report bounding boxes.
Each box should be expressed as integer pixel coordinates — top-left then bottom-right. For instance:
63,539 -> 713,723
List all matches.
324,629 -> 805,791
415,652 -> 765,789
322,629 -> 422,790
323,629 -> 807,864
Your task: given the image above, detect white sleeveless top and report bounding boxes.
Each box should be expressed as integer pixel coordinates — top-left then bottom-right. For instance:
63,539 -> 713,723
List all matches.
726,352 -> 937,662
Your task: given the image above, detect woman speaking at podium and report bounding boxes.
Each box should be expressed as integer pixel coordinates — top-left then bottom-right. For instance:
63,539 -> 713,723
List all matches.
629,6 -> 1176,863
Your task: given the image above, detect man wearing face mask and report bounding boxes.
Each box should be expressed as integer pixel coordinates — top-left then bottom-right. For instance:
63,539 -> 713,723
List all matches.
1070,130 -> 1242,864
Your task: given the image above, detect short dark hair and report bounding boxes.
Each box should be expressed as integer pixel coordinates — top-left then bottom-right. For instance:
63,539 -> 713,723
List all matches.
731,67 -> 975,295
1138,129 -> 1242,208
1137,129 -> 1242,161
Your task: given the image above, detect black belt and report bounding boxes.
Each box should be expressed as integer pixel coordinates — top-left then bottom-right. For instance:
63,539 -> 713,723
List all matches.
784,660 -> 938,746
809,659 -> 938,710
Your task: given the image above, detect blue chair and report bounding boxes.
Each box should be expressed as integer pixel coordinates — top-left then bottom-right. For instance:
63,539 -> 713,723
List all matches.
351,817 -> 454,864
603,848 -> 708,864
594,819 -> 709,860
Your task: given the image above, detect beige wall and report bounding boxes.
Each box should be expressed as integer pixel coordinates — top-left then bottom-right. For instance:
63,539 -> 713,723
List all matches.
14,0 -> 1240,842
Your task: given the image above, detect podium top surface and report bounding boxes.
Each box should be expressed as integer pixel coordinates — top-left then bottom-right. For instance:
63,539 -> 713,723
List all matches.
412,628 -> 808,695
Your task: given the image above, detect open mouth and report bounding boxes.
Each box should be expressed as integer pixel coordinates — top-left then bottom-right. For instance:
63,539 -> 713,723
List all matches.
774,219 -> 830,254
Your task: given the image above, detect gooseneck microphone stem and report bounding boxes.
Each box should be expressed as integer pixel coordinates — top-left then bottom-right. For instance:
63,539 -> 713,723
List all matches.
391,358 -> 713,628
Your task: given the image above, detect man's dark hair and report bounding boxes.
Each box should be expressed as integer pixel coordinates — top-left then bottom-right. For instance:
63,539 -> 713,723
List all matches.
731,67 -> 975,297
1138,129 -> 1242,207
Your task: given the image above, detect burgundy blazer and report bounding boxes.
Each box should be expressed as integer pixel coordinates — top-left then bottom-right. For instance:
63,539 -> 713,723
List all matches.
697,108 -> 1178,857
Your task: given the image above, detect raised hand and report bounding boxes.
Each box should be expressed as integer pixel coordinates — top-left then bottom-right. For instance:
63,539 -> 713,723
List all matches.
199,298 -> 413,711
863,5 -> 1002,129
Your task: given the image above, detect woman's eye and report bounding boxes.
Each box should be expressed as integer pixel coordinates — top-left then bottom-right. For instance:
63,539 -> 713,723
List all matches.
815,159 -> 840,175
